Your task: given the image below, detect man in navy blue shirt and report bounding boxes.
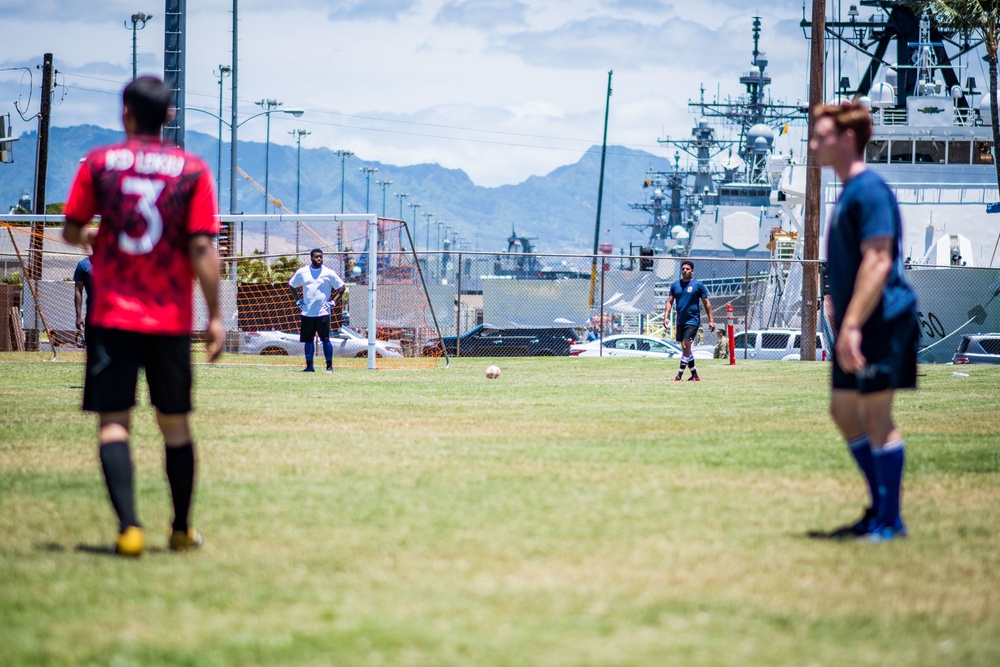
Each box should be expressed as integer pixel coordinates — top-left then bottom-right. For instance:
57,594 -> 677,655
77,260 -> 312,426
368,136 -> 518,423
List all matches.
811,101 -> 918,542
73,255 -> 93,346
663,260 -> 715,381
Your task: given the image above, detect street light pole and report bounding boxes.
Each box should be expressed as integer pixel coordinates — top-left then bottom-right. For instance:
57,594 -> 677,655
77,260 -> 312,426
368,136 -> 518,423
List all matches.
394,192 -> 409,221
376,179 -> 393,217
423,212 -> 435,252
125,12 -> 153,80
435,220 -> 446,251
335,150 -> 354,214
408,202 -> 422,251
213,64 -> 231,211
359,166 -> 378,213
191,102 -> 303,257
290,128 -> 311,255
255,98 -> 282,219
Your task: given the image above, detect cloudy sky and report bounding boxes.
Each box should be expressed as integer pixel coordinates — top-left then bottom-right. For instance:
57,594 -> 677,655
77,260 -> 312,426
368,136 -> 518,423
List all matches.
0,1 -> 894,187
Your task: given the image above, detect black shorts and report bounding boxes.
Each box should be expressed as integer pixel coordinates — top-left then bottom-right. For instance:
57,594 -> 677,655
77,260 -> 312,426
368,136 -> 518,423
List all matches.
300,315 -> 331,343
83,327 -> 192,414
676,324 -> 699,343
831,313 -> 919,394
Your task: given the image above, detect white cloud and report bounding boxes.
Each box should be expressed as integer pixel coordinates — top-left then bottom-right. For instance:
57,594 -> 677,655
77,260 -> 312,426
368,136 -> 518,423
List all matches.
0,0 -> 963,188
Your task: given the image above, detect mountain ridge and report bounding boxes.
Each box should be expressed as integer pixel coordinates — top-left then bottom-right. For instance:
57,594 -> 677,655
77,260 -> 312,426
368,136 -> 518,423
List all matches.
1,125 -> 673,253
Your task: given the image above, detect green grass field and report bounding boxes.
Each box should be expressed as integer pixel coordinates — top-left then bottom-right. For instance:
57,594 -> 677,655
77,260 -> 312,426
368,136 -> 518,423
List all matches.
1,356 -> 998,666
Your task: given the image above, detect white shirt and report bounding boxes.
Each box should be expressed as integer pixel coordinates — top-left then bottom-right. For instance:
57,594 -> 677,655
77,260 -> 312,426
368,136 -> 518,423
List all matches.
289,264 -> 345,317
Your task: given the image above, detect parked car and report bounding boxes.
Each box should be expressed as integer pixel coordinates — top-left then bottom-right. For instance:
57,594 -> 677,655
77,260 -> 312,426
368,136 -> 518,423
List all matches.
423,325 -> 579,357
728,328 -> 829,361
570,334 -> 712,359
239,326 -> 404,358
952,333 -> 1000,365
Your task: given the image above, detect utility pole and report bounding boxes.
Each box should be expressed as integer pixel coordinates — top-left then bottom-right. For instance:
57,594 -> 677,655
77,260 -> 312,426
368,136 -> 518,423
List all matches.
589,70 -> 613,307
29,53 -> 54,283
26,53 -> 54,351
802,0 -> 825,361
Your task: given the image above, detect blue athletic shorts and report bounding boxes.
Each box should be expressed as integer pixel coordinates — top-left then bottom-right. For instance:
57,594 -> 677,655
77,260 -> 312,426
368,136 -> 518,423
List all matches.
831,313 -> 919,394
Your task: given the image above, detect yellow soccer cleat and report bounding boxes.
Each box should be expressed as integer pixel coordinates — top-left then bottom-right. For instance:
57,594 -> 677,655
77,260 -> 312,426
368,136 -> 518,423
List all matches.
115,526 -> 145,558
168,527 -> 204,552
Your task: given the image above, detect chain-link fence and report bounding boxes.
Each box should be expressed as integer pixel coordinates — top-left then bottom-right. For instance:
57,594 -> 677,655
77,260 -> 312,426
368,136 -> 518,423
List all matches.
3,215 -> 999,365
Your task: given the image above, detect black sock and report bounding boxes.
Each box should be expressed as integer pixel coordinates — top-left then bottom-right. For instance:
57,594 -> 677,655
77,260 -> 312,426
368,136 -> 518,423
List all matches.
689,360 -> 697,375
165,442 -> 196,533
99,441 -> 139,533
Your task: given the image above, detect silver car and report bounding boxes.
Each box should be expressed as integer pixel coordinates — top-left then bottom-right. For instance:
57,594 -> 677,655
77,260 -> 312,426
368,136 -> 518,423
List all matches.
952,333 -> 1000,365
569,334 -> 712,359
238,326 -> 404,358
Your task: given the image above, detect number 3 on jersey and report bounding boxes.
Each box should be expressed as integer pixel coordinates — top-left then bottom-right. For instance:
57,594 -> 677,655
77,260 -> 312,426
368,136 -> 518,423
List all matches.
120,177 -> 165,255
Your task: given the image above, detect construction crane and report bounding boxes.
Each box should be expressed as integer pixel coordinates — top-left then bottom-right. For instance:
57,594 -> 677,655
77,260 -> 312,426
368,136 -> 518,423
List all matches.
237,167 -> 292,214
236,166 -> 336,254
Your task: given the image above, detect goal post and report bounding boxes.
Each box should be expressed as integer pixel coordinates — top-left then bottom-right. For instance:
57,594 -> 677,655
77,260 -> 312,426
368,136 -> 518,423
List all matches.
0,212 -> 448,368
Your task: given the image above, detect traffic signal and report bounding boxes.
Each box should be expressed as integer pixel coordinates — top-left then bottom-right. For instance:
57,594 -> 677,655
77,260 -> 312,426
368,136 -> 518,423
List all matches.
639,246 -> 654,271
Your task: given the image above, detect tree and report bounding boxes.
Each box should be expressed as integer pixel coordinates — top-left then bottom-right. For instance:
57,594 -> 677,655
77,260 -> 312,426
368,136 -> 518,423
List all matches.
237,254 -> 300,284
909,1 -> 1000,190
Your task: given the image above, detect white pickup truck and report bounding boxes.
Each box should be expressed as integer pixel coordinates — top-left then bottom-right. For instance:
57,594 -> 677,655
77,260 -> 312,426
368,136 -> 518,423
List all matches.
727,328 -> 830,361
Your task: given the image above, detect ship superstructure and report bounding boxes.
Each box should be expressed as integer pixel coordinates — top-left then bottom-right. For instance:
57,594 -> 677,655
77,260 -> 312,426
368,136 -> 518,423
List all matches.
778,1 -> 1000,362
632,17 -> 807,265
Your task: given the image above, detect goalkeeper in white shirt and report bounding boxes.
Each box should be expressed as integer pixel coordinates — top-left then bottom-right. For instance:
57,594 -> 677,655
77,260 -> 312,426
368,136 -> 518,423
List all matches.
288,248 -> 346,372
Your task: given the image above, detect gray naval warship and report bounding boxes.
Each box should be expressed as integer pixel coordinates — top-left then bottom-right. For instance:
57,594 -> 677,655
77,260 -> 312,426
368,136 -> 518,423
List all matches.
627,16 -> 808,328
632,7 -> 1000,359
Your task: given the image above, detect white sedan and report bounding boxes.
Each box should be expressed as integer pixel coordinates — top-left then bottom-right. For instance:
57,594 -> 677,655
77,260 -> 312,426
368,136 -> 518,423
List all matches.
569,334 -> 713,359
238,326 -> 404,358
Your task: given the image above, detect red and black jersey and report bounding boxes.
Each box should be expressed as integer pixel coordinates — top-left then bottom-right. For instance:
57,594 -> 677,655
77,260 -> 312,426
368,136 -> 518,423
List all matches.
64,137 -> 218,335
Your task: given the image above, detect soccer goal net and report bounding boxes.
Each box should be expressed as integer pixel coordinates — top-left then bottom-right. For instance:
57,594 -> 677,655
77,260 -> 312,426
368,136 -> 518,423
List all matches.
0,214 -> 446,368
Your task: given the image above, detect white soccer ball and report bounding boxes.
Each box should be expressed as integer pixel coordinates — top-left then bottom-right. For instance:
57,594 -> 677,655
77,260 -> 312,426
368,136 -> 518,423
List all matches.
485,364 -> 501,379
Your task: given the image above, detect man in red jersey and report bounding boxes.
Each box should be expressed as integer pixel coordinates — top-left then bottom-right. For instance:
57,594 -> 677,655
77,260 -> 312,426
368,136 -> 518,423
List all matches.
63,76 -> 222,557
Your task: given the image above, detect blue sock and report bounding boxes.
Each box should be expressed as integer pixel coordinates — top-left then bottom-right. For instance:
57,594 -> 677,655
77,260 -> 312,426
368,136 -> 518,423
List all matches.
322,340 -> 333,365
847,434 -> 879,514
872,440 -> 905,528
304,342 -> 315,368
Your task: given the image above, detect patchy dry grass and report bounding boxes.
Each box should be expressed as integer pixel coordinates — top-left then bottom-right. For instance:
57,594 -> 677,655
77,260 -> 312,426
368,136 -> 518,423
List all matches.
1,356 -> 999,666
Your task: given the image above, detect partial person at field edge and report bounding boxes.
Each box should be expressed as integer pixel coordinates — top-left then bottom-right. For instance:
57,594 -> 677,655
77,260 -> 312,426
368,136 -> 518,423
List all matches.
73,254 -> 92,345
62,75 -> 223,557
663,259 -> 715,381
810,100 -> 918,542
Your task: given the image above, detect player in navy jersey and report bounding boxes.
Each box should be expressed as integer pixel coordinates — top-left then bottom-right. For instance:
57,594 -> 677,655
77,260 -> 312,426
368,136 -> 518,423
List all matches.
810,101 -> 918,542
63,76 -> 222,557
73,255 -> 93,345
663,260 -> 715,381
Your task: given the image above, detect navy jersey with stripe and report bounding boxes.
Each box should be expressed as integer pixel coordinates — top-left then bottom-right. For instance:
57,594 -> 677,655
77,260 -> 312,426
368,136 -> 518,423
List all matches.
669,279 -> 708,327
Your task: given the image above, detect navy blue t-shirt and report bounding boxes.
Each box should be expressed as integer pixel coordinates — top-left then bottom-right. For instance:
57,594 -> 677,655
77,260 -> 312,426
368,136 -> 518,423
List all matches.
73,257 -> 94,318
669,278 -> 708,327
824,169 -> 916,330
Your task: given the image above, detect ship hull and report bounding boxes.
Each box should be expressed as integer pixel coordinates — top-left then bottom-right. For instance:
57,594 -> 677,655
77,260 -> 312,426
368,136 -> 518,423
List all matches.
906,266 -> 1000,363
